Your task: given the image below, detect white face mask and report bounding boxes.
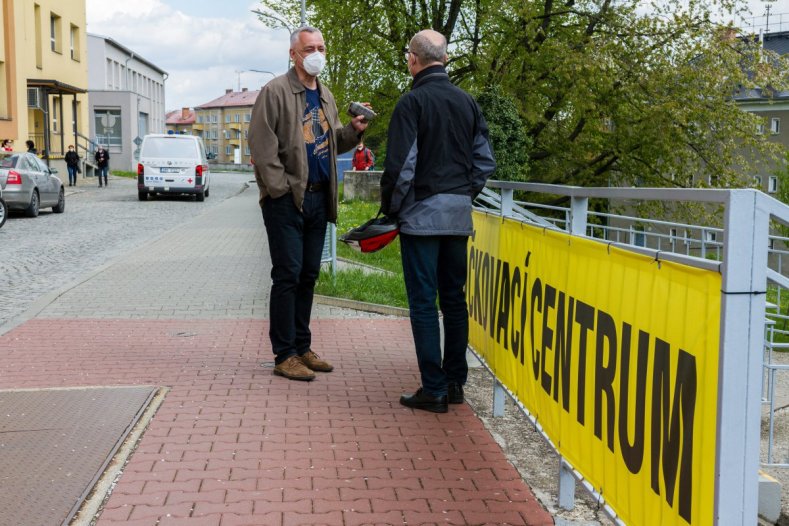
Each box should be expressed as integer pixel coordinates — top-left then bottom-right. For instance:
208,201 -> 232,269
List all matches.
301,51 -> 326,76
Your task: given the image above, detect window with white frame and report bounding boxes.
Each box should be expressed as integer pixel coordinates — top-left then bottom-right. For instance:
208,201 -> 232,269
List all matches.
245,145 -> 250,155
769,176 -> 778,193
754,175 -> 762,188
225,114 -> 231,123
69,24 -> 79,61
234,114 -> 240,122
630,225 -> 646,247
244,113 -> 251,122
52,97 -> 60,132
757,122 -> 766,135
225,145 -> 232,155
705,231 -> 717,243
771,118 -> 781,135
50,13 -> 62,53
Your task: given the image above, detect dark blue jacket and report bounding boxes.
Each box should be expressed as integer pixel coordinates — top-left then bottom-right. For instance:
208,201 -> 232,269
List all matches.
381,65 -> 496,236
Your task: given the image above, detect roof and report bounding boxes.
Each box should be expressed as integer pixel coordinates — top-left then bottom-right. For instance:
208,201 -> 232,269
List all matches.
764,30 -> 789,56
196,90 -> 260,109
166,109 -> 195,125
87,33 -> 168,76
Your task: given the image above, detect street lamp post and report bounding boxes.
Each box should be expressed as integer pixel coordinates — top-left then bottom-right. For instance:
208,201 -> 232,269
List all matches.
236,69 -> 277,92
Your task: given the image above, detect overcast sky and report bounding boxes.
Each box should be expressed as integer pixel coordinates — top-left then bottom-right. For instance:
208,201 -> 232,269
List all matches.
86,0 -> 786,112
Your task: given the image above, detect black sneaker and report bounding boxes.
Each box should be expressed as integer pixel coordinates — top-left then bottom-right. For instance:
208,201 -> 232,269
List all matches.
448,383 -> 464,404
400,388 -> 448,413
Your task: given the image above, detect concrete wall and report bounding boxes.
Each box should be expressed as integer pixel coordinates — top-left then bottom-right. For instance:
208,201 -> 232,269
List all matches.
343,170 -> 382,202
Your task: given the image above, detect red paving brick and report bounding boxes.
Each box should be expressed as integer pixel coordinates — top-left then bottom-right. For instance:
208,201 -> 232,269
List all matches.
0,318 -> 553,525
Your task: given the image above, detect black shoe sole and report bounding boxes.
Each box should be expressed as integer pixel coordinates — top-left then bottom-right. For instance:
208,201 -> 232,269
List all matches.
448,397 -> 464,404
399,398 -> 448,413
272,369 -> 314,381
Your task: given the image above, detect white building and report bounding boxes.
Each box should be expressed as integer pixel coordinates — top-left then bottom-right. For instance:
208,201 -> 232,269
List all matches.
87,34 -> 167,171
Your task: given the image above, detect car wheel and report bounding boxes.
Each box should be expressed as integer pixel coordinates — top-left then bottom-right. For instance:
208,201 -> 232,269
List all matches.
25,190 -> 40,218
0,197 -> 6,229
196,190 -> 205,202
138,190 -> 148,201
52,189 -> 65,213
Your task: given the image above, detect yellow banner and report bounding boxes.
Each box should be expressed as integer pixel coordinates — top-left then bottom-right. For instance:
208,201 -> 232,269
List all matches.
468,211 -> 721,526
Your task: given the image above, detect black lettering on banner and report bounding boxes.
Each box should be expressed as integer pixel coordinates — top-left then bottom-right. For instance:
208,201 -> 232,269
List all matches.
594,310 -> 618,452
574,300 -> 595,426
497,262 -> 511,348
519,268 -> 529,365
467,247 -> 476,322
619,326 -> 648,474
490,258 -> 502,338
651,339 -> 697,523
530,278 -> 543,380
553,294 -> 574,413
541,285 -> 556,395
510,268 -> 522,361
480,252 -> 490,332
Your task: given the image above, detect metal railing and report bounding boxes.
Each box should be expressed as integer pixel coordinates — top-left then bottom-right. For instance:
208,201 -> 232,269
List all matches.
472,180 -> 789,524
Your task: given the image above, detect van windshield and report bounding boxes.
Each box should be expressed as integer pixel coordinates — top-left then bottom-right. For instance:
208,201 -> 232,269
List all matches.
142,138 -> 198,159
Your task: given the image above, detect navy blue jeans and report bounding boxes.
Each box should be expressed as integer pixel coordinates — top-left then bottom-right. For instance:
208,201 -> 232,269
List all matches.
400,233 -> 469,397
262,191 -> 328,364
67,166 -> 78,185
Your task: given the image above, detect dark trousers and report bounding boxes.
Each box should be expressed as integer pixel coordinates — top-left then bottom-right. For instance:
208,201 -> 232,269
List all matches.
98,166 -> 108,186
67,166 -> 78,185
262,191 -> 328,364
400,233 -> 469,397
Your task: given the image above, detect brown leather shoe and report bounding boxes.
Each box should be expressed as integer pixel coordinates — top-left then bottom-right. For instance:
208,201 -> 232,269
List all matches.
299,351 -> 334,372
273,355 -> 315,381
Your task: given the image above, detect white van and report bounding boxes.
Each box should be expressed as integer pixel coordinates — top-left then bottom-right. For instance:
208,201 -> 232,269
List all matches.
137,134 -> 210,201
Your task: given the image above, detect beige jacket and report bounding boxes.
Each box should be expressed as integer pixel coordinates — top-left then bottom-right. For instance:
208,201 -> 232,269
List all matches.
248,68 -> 360,223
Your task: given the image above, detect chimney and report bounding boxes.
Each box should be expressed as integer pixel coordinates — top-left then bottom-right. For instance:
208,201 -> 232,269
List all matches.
242,87 -> 248,92
225,88 -> 233,94
181,107 -> 189,120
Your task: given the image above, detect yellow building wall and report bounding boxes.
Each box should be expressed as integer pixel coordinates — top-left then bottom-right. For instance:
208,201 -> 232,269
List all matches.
3,0 -> 89,155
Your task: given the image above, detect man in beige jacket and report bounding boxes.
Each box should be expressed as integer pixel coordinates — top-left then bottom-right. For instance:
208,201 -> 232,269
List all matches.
248,26 -> 368,381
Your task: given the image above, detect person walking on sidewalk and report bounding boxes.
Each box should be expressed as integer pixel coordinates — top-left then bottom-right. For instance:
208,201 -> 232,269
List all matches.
65,145 -> 80,187
351,141 -> 374,171
380,29 -> 496,413
95,146 -> 110,187
248,26 -> 370,381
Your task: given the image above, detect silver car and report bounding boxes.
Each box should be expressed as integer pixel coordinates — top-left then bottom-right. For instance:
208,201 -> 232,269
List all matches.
0,152 -> 65,217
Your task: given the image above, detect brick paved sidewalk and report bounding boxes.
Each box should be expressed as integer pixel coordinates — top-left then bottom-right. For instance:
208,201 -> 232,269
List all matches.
0,318 -> 552,525
0,185 -> 554,525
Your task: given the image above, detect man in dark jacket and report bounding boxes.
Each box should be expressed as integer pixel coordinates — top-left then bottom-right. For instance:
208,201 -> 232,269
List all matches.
95,146 -> 110,187
65,145 -> 80,186
381,29 -> 496,413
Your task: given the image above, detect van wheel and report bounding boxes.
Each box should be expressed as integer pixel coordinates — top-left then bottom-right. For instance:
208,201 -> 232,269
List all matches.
0,197 -> 6,228
196,190 -> 205,202
25,190 -> 40,217
138,191 -> 148,201
52,189 -> 65,213
205,187 -> 210,198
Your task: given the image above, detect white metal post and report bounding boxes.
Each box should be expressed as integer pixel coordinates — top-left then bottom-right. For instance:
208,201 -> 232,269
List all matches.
558,459 -> 576,510
569,196 -> 589,236
501,188 -> 514,218
493,379 -> 505,417
715,190 -> 768,523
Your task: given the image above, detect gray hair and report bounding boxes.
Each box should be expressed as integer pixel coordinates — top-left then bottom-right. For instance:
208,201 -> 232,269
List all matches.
290,26 -> 322,48
409,31 -> 447,63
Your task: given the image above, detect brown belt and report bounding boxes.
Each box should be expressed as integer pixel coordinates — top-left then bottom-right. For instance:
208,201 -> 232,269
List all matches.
306,182 -> 325,192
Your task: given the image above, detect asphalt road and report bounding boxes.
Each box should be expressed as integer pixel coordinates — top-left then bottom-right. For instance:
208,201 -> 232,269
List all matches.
0,171 -> 254,327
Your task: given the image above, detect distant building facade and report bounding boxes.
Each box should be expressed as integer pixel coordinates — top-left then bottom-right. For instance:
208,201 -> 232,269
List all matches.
735,30 -> 789,195
194,88 -> 258,164
0,0 -> 90,170
166,108 -> 195,135
87,33 -> 167,171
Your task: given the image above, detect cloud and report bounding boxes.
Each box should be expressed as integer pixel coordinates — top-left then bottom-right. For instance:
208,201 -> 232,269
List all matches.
86,0 -> 290,108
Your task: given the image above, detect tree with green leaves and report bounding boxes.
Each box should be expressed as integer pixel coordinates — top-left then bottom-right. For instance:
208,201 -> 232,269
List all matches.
253,0 -> 788,188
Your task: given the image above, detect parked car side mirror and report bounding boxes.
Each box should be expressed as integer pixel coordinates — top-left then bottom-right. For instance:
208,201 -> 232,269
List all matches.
49,168 -> 58,174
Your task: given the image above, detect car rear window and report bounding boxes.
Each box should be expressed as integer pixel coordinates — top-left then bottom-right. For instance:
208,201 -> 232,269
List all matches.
141,138 -> 199,159
0,155 -> 19,168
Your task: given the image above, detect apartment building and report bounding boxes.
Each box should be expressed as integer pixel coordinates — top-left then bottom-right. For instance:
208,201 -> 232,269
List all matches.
87,33 -> 167,171
165,107 -> 195,135
0,0 -> 90,168
735,30 -> 789,195
194,88 -> 258,164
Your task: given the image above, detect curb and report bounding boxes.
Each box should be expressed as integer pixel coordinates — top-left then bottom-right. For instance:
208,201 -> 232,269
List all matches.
313,294 -> 409,317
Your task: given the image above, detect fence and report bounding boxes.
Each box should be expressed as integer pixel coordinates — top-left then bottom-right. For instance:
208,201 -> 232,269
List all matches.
471,181 -> 789,525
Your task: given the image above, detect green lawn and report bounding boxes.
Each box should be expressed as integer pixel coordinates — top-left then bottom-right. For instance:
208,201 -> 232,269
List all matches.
112,170 -> 136,179
315,196 -> 408,308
